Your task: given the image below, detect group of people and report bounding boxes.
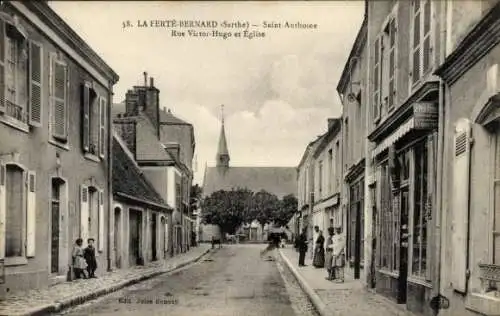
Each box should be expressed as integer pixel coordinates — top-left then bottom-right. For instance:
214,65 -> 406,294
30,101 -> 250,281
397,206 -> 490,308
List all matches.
295,225 -> 346,282
71,238 -> 98,280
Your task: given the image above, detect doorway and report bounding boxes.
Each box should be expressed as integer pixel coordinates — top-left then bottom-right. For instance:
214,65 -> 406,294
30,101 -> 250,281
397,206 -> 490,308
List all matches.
129,209 -> 142,266
349,180 -> 364,280
114,207 -> 121,268
151,213 -> 157,261
50,179 -> 62,274
397,186 -> 410,304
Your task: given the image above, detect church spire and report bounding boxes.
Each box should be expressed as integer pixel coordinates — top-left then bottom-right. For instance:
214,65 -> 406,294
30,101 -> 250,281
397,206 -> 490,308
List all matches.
216,104 -> 230,168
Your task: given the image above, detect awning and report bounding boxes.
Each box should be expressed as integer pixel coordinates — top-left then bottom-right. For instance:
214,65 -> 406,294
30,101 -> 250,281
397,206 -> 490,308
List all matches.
371,118 -> 415,159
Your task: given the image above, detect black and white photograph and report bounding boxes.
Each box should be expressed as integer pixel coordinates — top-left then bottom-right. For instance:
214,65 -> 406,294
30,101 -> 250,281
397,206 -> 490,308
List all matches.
0,0 -> 499,315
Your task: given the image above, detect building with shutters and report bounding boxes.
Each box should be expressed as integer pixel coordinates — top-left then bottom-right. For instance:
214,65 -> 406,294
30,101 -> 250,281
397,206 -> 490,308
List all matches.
112,132 -> 172,269
337,14 -> 368,283
434,2 -> 500,315
0,2 -> 118,294
361,0 -> 443,315
310,118 -> 342,244
297,134 -> 323,250
113,73 -> 195,257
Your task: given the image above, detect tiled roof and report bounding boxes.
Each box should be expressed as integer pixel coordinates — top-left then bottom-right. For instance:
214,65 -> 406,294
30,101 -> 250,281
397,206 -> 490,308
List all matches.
112,136 -> 169,208
159,109 -> 191,125
202,166 -> 297,198
113,114 -> 173,162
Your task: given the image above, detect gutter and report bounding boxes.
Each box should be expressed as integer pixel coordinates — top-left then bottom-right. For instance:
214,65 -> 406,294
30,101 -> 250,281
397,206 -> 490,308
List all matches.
107,80 -> 113,272
115,192 -> 173,212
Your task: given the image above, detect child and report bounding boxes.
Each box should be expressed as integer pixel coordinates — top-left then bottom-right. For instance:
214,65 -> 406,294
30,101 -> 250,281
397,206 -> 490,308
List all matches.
84,238 -> 98,278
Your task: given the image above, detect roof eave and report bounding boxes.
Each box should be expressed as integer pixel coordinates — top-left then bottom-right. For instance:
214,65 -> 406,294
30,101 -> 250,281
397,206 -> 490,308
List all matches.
336,15 -> 368,95
114,192 -> 173,212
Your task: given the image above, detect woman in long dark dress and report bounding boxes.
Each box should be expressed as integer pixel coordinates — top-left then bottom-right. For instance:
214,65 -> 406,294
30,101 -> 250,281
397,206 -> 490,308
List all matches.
313,230 -> 325,268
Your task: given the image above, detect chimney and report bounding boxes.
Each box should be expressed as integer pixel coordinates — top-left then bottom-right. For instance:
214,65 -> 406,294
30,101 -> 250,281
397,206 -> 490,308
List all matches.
143,71 -> 148,86
327,118 -> 336,129
150,77 -> 154,87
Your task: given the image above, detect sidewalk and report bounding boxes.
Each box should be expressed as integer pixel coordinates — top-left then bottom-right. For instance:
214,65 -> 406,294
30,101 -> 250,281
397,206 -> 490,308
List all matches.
0,245 -> 211,316
279,247 -> 415,316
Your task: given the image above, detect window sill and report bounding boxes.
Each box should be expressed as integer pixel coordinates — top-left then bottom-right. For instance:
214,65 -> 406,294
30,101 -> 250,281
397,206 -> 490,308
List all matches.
407,276 -> 432,288
466,292 -> 500,316
84,153 -> 101,163
49,139 -> 70,151
0,115 -> 29,133
378,269 -> 399,278
5,256 -> 28,266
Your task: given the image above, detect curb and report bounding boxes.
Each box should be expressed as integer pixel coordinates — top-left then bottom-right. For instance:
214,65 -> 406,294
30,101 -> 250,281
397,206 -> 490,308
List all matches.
15,248 -> 212,316
278,249 -> 331,316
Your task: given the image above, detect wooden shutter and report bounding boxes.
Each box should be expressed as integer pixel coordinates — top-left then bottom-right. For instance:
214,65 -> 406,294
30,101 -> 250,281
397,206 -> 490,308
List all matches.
26,171 -> 36,257
81,83 -> 90,152
373,35 -> 381,121
98,189 -> 104,251
422,0 -> 432,73
451,118 -> 472,293
0,163 -> 5,259
98,96 -> 106,158
0,20 -> 5,113
388,14 -> 398,110
411,0 -> 422,84
28,42 -> 42,127
80,185 -> 89,242
426,132 -> 437,281
52,58 -> 67,140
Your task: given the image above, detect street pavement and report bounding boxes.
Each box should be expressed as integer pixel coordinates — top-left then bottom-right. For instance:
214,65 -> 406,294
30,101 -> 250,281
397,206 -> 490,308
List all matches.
0,245 -> 210,316
280,246 -> 417,316
56,244 -> 314,316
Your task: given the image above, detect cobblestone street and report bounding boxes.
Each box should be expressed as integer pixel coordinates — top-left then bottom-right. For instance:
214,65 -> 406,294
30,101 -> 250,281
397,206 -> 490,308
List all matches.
56,244 -> 312,316
0,246 -> 210,316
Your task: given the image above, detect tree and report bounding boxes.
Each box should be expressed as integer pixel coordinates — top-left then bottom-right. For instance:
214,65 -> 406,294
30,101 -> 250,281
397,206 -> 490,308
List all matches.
201,188 -> 253,236
190,183 -> 203,212
271,194 -> 298,227
249,190 -> 280,235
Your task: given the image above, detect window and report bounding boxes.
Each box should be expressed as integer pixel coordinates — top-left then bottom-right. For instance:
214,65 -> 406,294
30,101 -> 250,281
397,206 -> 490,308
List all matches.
411,0 -> 433,86
412,141 -> 430,278
0,163 -> 36,260
50,54 -> 68,141
82,82 -> 107,158
344,119 -> 349,168
493,131 -> 500,264
335,141 -> 340,190
373,8 -> 397,121
5,164 -> 23,257
379,162 -> 397,270
176,181 -> 181,211
318,161 -> 323,197
328,149 -> 333,194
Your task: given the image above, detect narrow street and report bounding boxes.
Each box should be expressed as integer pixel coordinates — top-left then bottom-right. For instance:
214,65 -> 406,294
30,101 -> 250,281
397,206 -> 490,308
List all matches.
55,245 -> 318,316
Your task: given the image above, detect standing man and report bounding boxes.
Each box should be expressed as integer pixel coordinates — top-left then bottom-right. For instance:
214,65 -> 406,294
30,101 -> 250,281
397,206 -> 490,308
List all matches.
83,238 -> 97,278
297,227 -> 308,266
311,225 -> 319,260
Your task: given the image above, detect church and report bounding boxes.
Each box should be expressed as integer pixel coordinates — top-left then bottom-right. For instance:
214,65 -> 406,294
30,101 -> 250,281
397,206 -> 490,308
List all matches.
198,108 -> 298,242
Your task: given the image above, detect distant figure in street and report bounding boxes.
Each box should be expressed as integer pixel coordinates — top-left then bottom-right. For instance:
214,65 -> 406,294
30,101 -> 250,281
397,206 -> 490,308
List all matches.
297,227 -> 308,267
211,236 -> 221,249
84,238 -> 97,278
325,227 -> 335,280
313,230 -> 325,268
72,238 -> 87,279
260,231 -> 281,258
191,231 -> 197,247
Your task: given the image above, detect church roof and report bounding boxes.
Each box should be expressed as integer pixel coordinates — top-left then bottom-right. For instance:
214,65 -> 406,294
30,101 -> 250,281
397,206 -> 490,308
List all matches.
202,166 -> 297,198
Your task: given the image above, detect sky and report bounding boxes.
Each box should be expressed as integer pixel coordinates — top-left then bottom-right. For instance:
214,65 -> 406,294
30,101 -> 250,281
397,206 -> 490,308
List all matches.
49,1 -> 365,184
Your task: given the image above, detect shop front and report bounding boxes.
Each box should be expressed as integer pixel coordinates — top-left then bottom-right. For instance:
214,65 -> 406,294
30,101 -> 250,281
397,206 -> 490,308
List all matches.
369,82 -> 439,316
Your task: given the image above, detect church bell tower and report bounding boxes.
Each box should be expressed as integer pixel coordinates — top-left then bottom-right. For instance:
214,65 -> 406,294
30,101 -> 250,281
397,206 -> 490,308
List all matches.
216,104 -> 230,168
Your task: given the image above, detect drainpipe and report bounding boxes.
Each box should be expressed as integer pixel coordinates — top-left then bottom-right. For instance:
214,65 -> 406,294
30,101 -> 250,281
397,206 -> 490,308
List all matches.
431,0 -> 448,314
107,80 -> 113,272
363,2 -> 371,287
